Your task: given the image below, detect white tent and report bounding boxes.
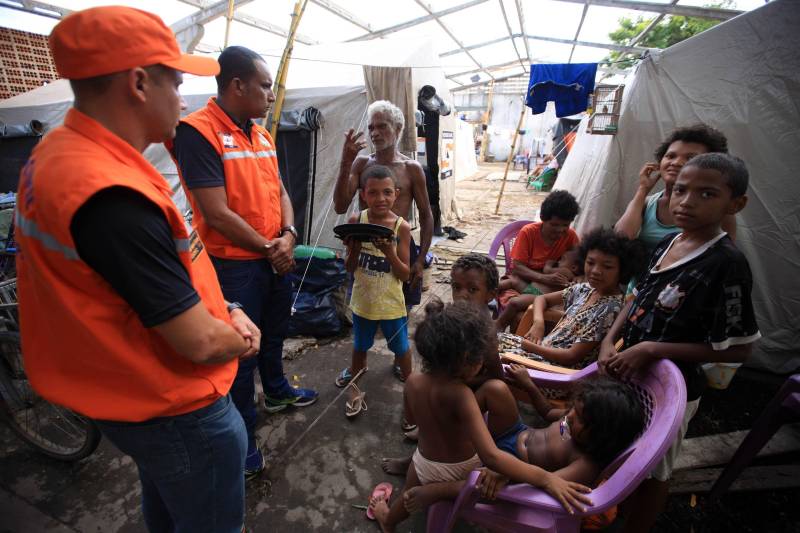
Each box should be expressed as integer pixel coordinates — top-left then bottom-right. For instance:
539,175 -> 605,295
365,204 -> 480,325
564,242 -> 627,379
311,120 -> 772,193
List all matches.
556,0 -> 800,374
0,35 -> 477,250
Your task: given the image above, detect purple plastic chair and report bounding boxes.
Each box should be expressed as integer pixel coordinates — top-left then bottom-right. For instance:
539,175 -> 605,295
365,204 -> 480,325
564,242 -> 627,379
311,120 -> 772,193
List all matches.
709,373 -> 800,499
426,360 -> 687,533
488,220 -> 534,272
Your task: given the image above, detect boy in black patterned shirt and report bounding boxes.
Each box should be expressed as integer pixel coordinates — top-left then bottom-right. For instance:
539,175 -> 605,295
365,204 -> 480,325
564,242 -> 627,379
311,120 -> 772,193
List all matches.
598,153 -> 760,532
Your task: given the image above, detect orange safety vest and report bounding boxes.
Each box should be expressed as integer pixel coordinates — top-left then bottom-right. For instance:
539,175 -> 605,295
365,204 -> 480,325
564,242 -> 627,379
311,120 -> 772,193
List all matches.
171,97 -> 283,259
15,108 -> 237,422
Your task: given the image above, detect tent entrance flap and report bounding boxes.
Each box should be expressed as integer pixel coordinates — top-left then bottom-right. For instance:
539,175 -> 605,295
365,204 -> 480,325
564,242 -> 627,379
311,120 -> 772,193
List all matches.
277,107 -> 322,244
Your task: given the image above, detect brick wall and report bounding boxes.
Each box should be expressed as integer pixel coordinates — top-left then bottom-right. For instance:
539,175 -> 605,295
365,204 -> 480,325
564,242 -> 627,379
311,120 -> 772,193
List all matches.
0,27 -> 59,100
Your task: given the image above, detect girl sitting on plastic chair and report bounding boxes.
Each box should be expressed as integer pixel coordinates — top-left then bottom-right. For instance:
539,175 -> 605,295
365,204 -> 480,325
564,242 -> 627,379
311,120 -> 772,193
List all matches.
499,228 -> 646,369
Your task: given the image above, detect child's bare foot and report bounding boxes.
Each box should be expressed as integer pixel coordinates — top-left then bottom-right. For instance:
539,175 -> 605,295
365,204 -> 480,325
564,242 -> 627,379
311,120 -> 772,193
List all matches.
402,485 -> 440,513
369,496 -> 394,533
381,456 -> 411,476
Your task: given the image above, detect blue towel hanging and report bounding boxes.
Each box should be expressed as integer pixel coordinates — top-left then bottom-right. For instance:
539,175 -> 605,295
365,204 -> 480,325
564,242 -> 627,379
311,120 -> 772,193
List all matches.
526,63 -> 597,118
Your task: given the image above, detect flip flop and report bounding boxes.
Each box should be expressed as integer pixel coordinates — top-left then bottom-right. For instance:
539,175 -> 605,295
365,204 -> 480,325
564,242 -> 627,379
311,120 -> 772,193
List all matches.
336,366 -> 368,388
393,365 -> 406,383
366,482 -> 393,520
345,383 -> 367,418
401,418 -> 417,432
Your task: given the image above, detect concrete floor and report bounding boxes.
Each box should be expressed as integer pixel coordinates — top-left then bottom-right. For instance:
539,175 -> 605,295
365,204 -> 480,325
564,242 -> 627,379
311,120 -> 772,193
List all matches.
0,166 -> 542,533
1,283 -> 488,533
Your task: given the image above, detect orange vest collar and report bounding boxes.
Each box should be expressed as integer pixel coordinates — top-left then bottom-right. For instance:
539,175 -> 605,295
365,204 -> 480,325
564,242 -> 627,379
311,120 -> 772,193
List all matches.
205,97 -> 249,133
63,108 -> 173,198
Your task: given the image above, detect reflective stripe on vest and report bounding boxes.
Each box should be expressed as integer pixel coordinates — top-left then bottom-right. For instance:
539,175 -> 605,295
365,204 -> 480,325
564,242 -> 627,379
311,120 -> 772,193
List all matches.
18,208 -> 193,256
221,149 -> 277,161
174,97 -> 283,260
15,209 -> 79,260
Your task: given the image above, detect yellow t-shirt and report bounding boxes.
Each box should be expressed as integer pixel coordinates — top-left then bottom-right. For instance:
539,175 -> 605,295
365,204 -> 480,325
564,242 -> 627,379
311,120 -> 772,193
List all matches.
349,210 -> 407,320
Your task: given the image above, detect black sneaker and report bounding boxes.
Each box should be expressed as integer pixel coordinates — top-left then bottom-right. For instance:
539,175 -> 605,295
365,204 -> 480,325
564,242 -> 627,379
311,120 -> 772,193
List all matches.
244,445 -> 265,480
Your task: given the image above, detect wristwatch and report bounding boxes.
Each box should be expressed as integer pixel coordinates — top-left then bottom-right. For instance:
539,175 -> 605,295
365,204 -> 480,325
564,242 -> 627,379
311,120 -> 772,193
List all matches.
280,225 -> 298,241
227,302 -> 244,314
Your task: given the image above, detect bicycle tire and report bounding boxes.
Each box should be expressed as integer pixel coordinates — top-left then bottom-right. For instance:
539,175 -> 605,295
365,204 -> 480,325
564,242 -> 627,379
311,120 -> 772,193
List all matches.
0,332 -> 101,461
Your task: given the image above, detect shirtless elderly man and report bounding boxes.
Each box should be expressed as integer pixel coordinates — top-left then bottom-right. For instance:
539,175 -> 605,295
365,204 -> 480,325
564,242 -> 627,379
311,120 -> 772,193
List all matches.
334,100 -> 433,307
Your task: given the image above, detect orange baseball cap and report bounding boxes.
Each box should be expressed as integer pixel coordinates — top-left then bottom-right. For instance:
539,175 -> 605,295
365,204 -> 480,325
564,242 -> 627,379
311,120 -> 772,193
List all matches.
50,6 -> 219,79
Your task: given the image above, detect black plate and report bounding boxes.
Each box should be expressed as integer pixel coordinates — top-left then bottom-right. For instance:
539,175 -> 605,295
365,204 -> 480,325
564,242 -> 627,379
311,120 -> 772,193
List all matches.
333,223 -> 394,242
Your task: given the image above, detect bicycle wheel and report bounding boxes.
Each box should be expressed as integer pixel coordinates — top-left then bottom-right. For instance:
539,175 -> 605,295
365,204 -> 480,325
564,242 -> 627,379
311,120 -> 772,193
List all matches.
0,332 -> 100,461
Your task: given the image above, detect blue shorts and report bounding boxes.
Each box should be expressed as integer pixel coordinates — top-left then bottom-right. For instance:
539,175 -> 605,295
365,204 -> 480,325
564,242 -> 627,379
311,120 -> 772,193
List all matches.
494,418 -> 528,459
352,313 -> 410,356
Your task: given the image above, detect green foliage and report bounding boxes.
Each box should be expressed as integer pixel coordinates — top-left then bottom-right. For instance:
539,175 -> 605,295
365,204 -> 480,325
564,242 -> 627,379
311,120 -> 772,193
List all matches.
605,2 -> 731,67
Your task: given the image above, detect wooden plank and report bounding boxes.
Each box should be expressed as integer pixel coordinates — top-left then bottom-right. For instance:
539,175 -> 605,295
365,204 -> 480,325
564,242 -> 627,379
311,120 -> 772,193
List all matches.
500,352 -> 578,375
670,465 -> 800,495
674,423 -> 800,472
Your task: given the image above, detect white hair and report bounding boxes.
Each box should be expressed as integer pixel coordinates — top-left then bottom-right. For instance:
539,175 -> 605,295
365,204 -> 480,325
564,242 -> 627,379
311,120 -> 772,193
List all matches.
367,100 -> 405,140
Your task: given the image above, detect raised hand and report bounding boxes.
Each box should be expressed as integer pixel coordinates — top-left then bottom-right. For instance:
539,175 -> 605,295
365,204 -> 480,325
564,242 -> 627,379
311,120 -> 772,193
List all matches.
342,128 -> 367,163
638,162 -> 661,192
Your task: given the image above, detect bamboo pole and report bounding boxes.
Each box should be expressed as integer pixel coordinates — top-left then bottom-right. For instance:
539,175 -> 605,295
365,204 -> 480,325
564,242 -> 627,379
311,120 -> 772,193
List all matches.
494,100 -> 526,215
223,0 -> 235,48
268,0 -> 309,140
478,79 -> 494,162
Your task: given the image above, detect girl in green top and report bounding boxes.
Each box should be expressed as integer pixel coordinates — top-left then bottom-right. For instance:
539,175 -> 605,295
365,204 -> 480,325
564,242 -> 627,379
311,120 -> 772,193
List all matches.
615,125 -> 737,294
615,124 -> 737,255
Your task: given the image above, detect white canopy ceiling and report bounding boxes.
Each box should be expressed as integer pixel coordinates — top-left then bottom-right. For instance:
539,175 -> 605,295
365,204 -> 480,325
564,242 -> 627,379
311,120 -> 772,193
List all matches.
0,0 -> 767,93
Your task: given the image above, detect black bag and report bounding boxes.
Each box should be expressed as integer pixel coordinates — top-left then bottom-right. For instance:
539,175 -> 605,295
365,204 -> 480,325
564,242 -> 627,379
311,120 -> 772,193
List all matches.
287,257 -> 347,337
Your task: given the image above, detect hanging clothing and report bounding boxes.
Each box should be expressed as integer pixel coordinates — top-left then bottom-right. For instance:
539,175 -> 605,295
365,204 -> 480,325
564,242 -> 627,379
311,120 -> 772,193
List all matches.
419,104 -> 441,230
526,63 -> 598,118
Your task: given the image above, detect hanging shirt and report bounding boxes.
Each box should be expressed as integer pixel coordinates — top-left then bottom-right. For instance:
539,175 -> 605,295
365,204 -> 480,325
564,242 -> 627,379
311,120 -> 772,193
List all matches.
526,63 -> 598,118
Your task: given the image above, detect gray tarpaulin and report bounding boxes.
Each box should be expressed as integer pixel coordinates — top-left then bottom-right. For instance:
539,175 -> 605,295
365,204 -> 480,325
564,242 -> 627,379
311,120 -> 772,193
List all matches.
555,0 -> 800,374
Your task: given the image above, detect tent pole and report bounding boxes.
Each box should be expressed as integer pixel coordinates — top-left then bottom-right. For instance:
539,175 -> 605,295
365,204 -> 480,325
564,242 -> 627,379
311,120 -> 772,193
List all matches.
479,79 -> 494,162
223,0 -> 235,48
268,0 -> 309,140
494,100 -> 526,215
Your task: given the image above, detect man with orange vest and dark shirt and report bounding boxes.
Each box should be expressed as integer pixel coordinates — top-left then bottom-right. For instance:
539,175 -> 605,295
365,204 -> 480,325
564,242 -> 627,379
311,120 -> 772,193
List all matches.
170,46 -> 319,478
16,7 -> 259,532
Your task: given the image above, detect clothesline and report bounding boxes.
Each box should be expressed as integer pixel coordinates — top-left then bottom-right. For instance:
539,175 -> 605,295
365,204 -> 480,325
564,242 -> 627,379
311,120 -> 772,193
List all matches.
192,48 -> 642,75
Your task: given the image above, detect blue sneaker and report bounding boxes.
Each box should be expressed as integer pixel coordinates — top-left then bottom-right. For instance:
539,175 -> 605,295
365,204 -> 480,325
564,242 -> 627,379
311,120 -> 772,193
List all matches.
263,387 -> 319,413
244,443 -> 265,480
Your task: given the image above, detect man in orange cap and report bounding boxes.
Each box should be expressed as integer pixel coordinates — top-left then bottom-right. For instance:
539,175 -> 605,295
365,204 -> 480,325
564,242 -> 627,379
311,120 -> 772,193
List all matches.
16,6 -> 258,532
